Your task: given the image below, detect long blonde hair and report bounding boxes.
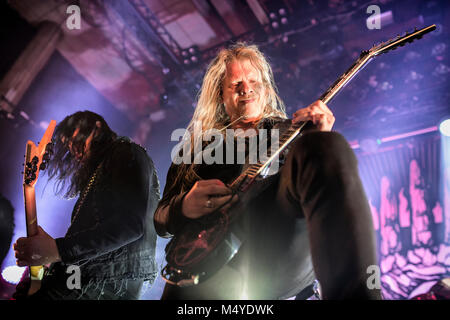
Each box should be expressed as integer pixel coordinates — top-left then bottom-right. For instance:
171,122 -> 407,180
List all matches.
169,43 -> 287,193
187,42 -> 287,134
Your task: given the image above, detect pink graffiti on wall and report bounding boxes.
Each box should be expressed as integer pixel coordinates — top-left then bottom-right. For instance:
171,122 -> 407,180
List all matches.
375,159 -> 450,299
410,160 -> 433,246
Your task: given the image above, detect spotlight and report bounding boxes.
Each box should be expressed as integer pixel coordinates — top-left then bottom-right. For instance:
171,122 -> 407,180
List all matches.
160,93 -> 169,106
439,119 -> 450,137
1,266 -> 26,285
180,45 -> 201,68
268,7 -> 289,31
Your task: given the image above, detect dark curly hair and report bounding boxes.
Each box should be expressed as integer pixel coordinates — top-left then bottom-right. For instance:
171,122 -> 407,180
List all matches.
47,111 -> 117,199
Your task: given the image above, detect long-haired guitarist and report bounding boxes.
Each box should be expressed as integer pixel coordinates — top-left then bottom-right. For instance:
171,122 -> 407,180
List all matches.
13,111 -> 160,300
154,43 -> 381,299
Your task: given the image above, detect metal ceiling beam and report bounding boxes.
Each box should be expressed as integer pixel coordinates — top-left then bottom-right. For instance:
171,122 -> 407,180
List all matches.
105,0 -> 181,69
246,0 -> 270,26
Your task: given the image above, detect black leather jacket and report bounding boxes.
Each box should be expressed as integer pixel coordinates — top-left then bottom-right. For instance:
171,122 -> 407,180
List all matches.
154,117 -> 291,237
53,137 -> 160,288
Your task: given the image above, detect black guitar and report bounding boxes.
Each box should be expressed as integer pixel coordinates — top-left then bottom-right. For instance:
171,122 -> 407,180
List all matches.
161,25 -> 437,286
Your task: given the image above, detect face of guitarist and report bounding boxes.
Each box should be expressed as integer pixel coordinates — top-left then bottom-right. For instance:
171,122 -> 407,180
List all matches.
65,121 -> 101,162
221,58 -> 267,128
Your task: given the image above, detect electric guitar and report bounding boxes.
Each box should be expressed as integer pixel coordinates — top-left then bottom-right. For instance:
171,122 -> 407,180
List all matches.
161,25 -> 437,286
22,120 -> 56,295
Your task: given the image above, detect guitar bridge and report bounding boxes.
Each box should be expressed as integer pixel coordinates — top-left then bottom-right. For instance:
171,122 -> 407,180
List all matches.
161,265 -> 204,287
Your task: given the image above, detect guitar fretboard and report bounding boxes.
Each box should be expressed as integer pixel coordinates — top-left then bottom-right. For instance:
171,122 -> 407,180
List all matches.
229,121 -> 307,190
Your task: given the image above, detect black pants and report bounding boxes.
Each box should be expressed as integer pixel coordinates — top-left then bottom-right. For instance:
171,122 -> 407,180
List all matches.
162,131 -> 381,300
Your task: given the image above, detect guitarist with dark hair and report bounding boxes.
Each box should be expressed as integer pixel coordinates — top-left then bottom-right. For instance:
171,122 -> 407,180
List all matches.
13,111 -> 160,300
154,43 -> 381,300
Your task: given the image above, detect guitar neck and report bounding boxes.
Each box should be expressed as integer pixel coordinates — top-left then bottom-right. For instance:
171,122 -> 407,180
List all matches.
23,185 -> 38,237
319,51 -> 373,104
23,143 -> 44,288
23,141 -> 39,236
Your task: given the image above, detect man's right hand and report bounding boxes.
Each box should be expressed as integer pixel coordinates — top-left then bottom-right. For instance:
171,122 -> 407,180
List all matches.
182,179 -> 238,219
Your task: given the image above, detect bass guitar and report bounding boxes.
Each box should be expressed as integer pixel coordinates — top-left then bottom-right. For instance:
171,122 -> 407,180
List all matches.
22,120 -> 56,295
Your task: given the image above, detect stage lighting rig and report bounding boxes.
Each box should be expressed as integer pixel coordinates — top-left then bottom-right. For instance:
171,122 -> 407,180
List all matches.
181,45 -> 201,68
268,7 -> 290,32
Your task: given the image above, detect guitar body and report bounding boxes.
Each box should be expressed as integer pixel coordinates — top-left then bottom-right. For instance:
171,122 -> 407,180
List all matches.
163,172 -> 280,286
22,120 -> 56,295
164,210 -> 242,286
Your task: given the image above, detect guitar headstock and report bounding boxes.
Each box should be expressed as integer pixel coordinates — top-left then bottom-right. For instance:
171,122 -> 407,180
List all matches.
368,24 -> 436,57
23,120 -> 57,187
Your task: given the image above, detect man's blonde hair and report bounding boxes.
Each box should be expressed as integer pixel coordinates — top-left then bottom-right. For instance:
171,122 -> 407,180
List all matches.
187,42 -> 287,134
